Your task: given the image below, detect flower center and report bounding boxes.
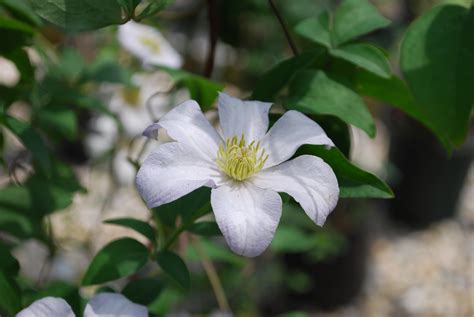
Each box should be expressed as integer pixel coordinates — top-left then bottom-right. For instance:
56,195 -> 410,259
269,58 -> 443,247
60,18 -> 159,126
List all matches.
121,87 -> 140,107
140,37 -> 161,54
216,134 -> 268,181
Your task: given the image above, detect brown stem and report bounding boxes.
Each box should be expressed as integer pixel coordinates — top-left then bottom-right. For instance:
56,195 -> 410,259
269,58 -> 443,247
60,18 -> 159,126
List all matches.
268,0 -> 298,55
204,0 -> 218,78
192,237 -> 231,312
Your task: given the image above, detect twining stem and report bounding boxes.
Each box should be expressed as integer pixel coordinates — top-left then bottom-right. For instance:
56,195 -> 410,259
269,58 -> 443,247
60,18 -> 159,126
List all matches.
268,0 -> 299,56
192,237 -> 230,312
204,0 -> 218,78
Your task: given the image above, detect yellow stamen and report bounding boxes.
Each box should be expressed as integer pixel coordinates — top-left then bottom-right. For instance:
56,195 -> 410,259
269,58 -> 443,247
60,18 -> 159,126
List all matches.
121,87 -> 140,107
216,134 -> 268,181
140,37 -> 161,53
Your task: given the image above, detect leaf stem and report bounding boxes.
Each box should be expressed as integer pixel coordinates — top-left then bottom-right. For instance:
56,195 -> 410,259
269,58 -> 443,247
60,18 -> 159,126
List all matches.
192,237 -> 231,312
268,0 -> 299,55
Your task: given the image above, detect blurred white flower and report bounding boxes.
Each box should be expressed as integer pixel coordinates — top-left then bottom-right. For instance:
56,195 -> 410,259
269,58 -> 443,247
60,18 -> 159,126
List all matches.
137,93 -> 339,257
17,293 -> 147,317
0,56 -> 20,87
85,72 -> 182,185
118,21 -> 183,68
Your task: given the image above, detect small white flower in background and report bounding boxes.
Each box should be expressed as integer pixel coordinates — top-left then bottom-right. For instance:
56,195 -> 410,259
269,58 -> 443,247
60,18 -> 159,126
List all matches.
136,93 -> 339,257
109,72 -> 175,137
118,21 -> 183,68
0,56 -> 20,87
85,72 -> 179,185
16,293 -> 147,317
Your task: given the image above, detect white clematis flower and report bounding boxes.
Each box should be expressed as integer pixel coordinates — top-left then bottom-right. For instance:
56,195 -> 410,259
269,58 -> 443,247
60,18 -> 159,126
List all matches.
118,21 -> 182,68
136,93 -> 339,257
17,293 -> 147,317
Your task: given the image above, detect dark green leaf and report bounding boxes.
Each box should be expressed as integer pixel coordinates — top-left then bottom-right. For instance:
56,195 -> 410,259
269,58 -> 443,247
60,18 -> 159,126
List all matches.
136,0 -> 170,20
36,107 -> 78,141
315,116 -> 351,157
104,217 -> 156,245
332,0 -> 390,46
27,0 -> 123,31
26,281 -> 82,316
286,70 -> 375,137
156,251 -> 190,289
3,115 -> 51,176
331,43 -> 391,78
400,4 -> 474,150
158,66 -> 223,110
0,0 -> 42,26
187,221 -> 221,237
118,0 -> 141,17
298,145 -> 393,198
0,243 -> 20,275
0,16 -> 34,53
82,238 -> 149,285
252,48 -> 325,101
153,187 -> 211,227
352,70 -> 447,144
294,11 -> 332,48
84,60 -> 132,85
0,271 -> 21,315
122,278 -> 163,306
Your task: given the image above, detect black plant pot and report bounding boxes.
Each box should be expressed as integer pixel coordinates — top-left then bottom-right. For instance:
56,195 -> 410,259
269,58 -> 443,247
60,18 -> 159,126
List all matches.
262,202 -> 370,314
388,114 -> 473,228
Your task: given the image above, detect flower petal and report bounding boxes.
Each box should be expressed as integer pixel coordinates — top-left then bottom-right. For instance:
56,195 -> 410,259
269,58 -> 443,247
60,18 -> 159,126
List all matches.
211,182 -> 282,257
252,155 -> 339,225
143,100 -> 221,161
84,293 -> 147,317
17,297 -> 75,317
260,110 -> 334,168
136,142 -> 224,208
217,92 -> 272,142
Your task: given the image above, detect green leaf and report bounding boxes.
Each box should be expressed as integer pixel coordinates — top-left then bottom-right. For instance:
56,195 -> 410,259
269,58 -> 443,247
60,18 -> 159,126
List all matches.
136,0 -> 170,20
158,66 -> 223,110
187,221 -> 221,237
0,16 -> 34,53
153,187 -> 211,227
117,0 -> 140,17
0,271 -> 21,315
332,0 -> 390,46
252,48 -> 325,101
122,278 -> 163,306
104,217 -> 156,245
331,43 -> 391,78
286,70 -> 375,137
27,0 -> 124,32
82,238 -> 149,285
294,11 -> 332,48
36,106 -> 78,141
0,243 -> 20,275
3,115 -> 51,176
156,251 -> 190,289
26,281 -> 82,316
298,145 -> 393,198
84,60 -> 132,85
0,0 -> 42,26
352,70 -> 447,143
400,4 -> 474,150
